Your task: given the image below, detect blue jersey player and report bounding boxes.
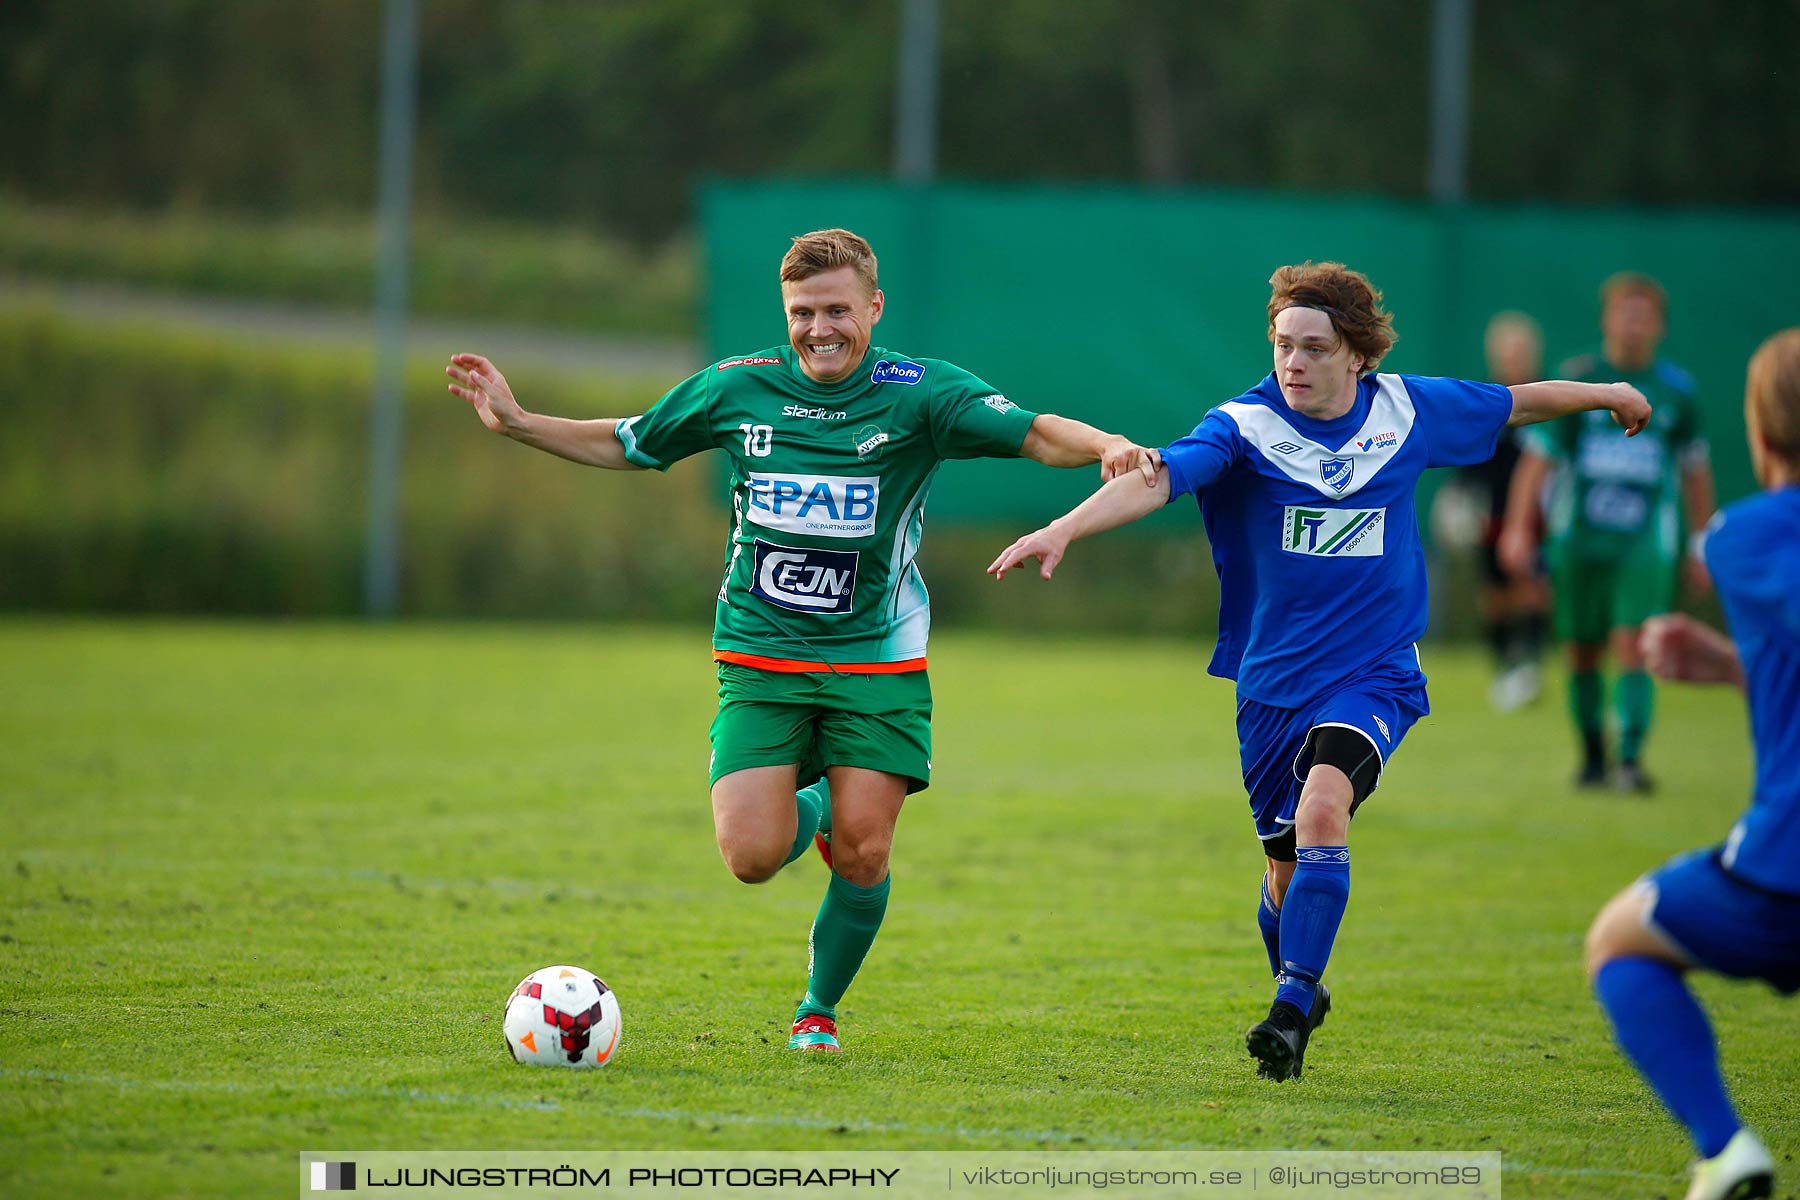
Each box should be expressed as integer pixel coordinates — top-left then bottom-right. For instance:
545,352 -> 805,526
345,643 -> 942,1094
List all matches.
989,262 -> 1650,1081
1584,327 -> 1800,1200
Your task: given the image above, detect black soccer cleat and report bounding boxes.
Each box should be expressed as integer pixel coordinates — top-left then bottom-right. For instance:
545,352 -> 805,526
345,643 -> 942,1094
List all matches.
1246,983 -> 1331,1081
1576,758 -> 1608,789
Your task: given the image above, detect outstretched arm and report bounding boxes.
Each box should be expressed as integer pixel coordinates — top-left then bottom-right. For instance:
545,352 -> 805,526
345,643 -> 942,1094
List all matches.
1497,447 -> 1552,580
1019,414 -> 1160,482
1508,380 -> 1650,435
1640,613 -> 1745,691
447,353 -> 646,471
988,467 -> 1172,581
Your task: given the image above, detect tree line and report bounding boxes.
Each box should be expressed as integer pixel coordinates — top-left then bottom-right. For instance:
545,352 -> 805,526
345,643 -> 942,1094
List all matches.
3,0 -> 1795,245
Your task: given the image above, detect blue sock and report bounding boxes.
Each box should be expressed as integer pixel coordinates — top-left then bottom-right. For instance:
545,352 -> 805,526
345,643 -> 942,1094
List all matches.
1258,876 -> 1283,978
782,782 -> 825,866
1274,846 -> 1350,1011
1594,957 -> 1741,1158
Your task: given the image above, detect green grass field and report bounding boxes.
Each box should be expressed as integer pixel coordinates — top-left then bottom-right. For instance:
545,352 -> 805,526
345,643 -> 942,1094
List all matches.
2,620 -> 1793,1198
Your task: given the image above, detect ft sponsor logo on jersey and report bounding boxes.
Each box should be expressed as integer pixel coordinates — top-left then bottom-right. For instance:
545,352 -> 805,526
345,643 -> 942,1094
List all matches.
1282,506 -> 1386,556
745,472 -> 879,538
750,541 -> 858,613
871,359 -> 926,386
716,356 -> 781,371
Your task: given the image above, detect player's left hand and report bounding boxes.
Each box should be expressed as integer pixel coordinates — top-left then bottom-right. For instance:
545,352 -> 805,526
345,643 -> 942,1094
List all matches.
1683,553 -> 1712,598
1100,438 -> 1161,484
988,527 -> 1070,582
1608,383 -> 1651,436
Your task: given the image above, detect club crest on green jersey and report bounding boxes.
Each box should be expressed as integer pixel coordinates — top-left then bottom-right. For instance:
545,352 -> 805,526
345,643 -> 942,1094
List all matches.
852,424 -> 889,460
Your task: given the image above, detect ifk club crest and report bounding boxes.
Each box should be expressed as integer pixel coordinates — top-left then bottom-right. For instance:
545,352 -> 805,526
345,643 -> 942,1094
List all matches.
1320,457 -> 1353,493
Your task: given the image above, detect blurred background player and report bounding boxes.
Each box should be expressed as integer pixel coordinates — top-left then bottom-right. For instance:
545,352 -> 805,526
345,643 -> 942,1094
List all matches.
988,261 -> 1649,1082
1583,327 -> 1800,1200
1461,311 -> 1552,711
1500,272 -> 1716,791
448,229 -> 1153,1054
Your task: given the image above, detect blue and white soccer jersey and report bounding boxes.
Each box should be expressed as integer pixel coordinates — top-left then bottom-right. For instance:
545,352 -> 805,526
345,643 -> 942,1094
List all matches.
1161,372 -> 1513,834
1643,487 -> 1800,992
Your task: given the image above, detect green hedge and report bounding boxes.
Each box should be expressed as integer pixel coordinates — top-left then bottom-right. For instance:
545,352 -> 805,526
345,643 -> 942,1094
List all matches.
1,306 -> 722,617
0,305 -> 1231,633
0,196 -> 695,338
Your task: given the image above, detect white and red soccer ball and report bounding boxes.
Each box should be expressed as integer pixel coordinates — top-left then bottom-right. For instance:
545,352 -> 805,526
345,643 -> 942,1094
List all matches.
503,965 -> 621,1068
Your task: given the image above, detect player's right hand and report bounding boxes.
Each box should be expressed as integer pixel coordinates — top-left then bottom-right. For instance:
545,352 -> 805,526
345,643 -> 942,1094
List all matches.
1608,382 -> 1651,436
1496,524 -> 1536,581
1640,613 -> 1744,688
988,527 -> 1069,582
447,353 -> 525,435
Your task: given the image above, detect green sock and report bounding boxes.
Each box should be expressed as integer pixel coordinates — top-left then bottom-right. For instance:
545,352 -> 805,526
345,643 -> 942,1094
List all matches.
782,782 -> 826,867
1570,670 -> 1604,740
1616,671 -> 1655,763
800,776 -> 832,834
803,871 -> 890,1010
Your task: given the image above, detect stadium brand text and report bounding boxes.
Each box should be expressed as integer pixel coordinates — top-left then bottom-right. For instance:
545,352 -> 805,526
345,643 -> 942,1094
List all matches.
783,405 -> 850,421
746,473 -> 879,538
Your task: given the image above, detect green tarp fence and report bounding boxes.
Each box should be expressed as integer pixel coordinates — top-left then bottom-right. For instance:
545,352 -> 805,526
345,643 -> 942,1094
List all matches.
703,180 -> 1800,526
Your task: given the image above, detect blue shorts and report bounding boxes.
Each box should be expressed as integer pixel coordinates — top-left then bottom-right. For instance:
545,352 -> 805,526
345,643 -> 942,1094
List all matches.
1645,847 -> 1800,994
1237,676 -> 1429,844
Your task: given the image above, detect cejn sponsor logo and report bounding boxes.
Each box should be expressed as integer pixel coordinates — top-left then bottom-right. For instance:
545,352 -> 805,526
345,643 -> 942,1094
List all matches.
750,540 -> 858,613
871,359 -> 926,386
745,472 -> 879,538
716,356 -> 781,371
1282,506 -> 1385,556
782,404 -> 849,421
981,393 -> 1016,414
1355,430 -> 1398,451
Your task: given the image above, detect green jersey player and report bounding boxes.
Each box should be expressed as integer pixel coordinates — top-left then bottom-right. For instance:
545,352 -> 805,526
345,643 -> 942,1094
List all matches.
446,228 -> 1155,1052
1500,273 -> 1715,792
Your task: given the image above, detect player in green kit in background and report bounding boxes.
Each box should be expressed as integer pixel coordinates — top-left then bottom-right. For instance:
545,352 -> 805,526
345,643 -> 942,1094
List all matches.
447,229 -> 1156,1052
1499,273 -> 1716,791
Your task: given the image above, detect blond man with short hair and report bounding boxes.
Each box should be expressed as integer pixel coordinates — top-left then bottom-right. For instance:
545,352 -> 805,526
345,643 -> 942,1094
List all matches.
448,228 -> 1155,1052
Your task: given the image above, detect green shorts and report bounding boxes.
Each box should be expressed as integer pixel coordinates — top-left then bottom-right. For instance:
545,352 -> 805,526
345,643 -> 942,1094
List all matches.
1548,546 -> 1678,644
708,663 -> 933,793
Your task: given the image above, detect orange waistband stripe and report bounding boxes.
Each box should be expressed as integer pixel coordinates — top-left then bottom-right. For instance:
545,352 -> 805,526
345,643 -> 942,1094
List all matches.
713,650 -> 927,674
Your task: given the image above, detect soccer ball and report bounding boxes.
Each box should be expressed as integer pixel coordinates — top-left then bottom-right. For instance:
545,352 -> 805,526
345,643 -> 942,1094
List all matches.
502,965 -> 622,1068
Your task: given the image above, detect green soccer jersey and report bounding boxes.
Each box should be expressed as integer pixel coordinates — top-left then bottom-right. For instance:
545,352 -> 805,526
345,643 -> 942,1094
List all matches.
615,345 -> 1037,667
1525,352 -> 1708,560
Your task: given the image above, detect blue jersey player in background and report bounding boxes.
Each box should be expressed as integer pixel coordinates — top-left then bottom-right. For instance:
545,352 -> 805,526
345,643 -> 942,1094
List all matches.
989,262 -> 1649,1081
1584,327 -> 1800,1200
